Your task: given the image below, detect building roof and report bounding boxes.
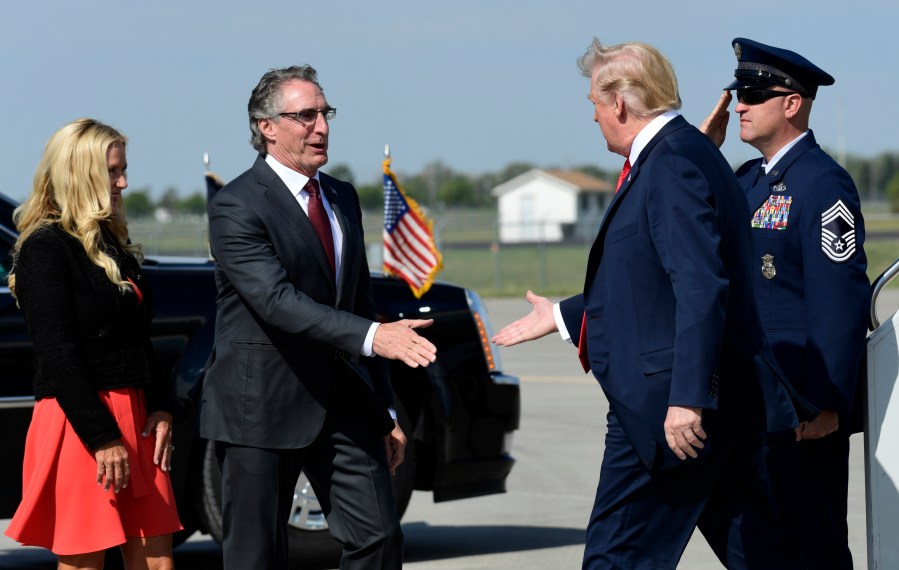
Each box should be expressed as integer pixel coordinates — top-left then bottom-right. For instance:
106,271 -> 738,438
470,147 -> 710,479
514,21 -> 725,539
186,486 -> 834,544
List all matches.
491,168 -> 615,197
543,169 -> 615,193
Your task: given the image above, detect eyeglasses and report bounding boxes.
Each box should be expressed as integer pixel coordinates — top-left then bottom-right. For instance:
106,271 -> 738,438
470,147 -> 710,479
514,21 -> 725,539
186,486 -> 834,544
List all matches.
735,89 -> 798,105
278,107 -> 337,124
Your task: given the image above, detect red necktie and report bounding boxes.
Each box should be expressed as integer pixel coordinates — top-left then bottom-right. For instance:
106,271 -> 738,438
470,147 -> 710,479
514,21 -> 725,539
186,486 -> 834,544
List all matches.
578,159 -> 632,372
305,178 -> 336,275
577,314 -> 590,372
616,158 -> 631,192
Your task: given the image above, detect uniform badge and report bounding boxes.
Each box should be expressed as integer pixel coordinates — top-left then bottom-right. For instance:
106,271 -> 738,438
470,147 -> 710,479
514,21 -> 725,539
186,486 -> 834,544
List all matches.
734,43 -> 742,60
751,195 -> 792,230
772,182 -> 787,193
821,199 -> 856,263
761,254 -> 776,279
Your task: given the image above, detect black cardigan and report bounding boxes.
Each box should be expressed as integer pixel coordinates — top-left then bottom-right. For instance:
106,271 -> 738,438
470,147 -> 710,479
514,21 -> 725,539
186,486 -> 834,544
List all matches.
14,224 -> 172,450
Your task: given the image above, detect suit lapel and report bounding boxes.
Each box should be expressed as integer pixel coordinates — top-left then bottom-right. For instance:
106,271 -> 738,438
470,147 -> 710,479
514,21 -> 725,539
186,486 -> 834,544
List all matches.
320,176 -> 352,304
745,159 -> 770,212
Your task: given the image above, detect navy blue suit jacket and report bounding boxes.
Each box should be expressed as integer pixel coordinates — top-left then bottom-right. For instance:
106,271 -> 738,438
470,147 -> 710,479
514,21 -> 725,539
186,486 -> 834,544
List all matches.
737,131 -> 869,432
560,116 -> 810,471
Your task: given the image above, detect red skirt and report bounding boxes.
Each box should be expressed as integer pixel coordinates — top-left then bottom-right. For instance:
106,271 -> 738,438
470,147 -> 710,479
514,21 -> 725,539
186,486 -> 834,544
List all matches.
4,387 -> 182,555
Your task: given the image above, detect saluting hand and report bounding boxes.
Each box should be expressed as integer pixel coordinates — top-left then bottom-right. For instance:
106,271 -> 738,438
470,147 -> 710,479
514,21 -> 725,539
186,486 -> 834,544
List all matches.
373,319 -> 437,368
699,91 -> 733,149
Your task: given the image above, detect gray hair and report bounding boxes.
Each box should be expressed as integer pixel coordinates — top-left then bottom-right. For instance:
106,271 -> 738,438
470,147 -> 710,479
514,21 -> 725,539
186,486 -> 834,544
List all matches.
577,38 -> 681,118
247,65 -> 324,154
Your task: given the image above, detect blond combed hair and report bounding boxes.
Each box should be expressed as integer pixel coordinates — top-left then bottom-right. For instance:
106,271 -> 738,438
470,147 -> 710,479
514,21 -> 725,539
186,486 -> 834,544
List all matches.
577,38 -> 682,118
9,118 -> 141,298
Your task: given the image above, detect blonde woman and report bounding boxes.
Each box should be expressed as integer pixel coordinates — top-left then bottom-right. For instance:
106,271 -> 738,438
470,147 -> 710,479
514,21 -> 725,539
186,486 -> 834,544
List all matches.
4,119 -> 181,570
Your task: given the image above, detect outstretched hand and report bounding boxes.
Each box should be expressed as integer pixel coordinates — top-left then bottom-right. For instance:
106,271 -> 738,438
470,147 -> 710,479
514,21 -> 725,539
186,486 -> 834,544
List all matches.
491,290 -> 557,347
699,91 -> 733,148
373,319 -> 436,368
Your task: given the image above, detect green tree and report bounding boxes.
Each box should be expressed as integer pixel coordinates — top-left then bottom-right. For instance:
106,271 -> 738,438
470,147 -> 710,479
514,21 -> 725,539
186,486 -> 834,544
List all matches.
159,187 -> 180,212
179,192 -> 207,216
357,183 -> 384,211
123,188 -> 153,218
326,163 -> 355,185
886,171 -> 899,213
497,161 -> 536,183
438,176 -> 476,206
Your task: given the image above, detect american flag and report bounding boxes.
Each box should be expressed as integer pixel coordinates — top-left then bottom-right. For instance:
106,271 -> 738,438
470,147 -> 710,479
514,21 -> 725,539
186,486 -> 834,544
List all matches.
382,157 -> 442,298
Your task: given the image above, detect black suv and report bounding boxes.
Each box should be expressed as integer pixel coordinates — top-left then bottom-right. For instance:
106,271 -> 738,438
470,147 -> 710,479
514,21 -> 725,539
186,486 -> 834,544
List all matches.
0,192 -> 520,561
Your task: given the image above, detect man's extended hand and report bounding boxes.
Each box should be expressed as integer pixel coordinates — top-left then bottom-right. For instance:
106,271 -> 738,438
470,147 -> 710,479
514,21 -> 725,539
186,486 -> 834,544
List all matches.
384,420 -> 406,476
373,319 -> 436,368
699,91 -> 733,148
491,290 -> 557,347
664,406 -> 707,460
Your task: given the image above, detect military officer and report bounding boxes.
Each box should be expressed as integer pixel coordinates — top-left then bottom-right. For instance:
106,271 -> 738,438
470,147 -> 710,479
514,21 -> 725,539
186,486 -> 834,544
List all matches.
702,38 -> 870,569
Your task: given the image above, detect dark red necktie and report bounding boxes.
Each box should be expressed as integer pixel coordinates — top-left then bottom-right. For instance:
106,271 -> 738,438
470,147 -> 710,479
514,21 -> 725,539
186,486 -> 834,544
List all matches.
578,159 -> 633,372
577,314 -> 590,372
305,178 -> 336,275
616,158 -> 631,192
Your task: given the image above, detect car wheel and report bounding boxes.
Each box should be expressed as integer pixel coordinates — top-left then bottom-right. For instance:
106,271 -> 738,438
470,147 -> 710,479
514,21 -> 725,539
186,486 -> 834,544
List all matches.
195,398 -> 417,562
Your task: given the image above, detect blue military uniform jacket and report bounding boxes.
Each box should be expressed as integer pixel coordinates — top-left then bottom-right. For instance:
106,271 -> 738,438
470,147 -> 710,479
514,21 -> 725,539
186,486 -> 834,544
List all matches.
737,130 -> 869,429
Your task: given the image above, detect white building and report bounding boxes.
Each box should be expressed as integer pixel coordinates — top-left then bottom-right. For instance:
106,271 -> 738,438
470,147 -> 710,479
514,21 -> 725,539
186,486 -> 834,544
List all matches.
491,168 -> 615,243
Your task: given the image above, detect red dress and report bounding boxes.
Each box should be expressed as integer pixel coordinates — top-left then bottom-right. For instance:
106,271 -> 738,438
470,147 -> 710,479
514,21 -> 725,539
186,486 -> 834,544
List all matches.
5,229 -> 182,554
4,387 -> 182,555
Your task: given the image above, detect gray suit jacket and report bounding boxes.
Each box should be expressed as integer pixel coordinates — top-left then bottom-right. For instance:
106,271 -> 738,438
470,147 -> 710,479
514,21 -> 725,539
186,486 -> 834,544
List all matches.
199,156 -> 394,448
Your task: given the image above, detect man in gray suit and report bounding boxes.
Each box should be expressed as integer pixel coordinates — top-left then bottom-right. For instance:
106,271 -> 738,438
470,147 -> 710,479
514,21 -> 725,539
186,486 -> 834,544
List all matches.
201,64 -> 437,570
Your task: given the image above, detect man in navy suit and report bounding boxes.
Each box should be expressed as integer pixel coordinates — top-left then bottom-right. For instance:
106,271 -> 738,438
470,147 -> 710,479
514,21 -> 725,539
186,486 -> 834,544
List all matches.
202,65 -> 437,570
702,39 -> 870,569
493,38 -> 811,569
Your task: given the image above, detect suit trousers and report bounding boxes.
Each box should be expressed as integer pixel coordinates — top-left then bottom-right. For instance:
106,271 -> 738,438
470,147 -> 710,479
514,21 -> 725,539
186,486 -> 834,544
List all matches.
583,410 -> 807,570
767,431 -> 853,570
217,393 -> 402,570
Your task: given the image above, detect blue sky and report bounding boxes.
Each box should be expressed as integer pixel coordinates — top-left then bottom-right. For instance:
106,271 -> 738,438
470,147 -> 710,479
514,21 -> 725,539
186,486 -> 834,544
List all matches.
1,0 -> 894,200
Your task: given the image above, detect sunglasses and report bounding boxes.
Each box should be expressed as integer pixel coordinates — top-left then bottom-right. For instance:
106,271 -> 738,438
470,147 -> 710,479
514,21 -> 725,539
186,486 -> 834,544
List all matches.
735,89 -> 799,105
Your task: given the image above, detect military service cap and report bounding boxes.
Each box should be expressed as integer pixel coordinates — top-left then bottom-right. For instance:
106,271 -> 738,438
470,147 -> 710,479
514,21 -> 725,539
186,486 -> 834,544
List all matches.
725,37 -> 834,99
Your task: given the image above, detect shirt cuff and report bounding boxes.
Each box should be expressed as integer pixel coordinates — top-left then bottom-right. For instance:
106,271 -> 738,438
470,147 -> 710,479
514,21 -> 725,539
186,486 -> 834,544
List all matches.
388,408 -> 397,421
362,322 -> 379,357
554,303 -> 573,344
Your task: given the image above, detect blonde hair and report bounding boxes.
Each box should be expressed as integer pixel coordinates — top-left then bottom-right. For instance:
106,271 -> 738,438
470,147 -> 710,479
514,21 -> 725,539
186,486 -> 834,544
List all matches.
577,38 -> 682,118
9,118 -> 141,297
